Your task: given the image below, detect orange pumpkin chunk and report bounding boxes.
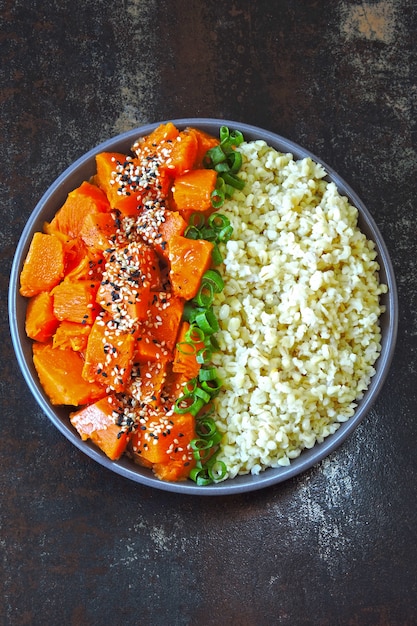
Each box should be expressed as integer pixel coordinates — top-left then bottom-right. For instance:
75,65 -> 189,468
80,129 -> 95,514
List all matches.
82,314 -> 137,392
46,181 -> 110,239
70,395 -> 129,460
20,232 -> 65,297
150,210 -> 187,258
172,321 -> 205,380
52,279 -> 100,324
191,128 -> 220,167
25,292 -> 59,343
172,169 -> 217,213
128,358 -> 169,405
95,152 -> 141,216
96,242 -> 158,323
53,320 -> 91,352
161,129 -> 198,177
153,456 -> 196,482
64,246 -> 104,281
168,235 -> 214,300
80,212 -> 117,252
135,293 -> 184,365
33,342 -> 106,406
130,408 -> 196,470
163,369 -> 193,404
133,122 -> 179,159
143,292 -> 184,352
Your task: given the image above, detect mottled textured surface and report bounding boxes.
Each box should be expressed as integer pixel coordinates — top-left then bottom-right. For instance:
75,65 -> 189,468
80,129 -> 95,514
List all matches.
1,1 -> 416,624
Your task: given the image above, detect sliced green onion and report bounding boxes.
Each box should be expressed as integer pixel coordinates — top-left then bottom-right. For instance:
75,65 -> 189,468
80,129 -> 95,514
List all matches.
199,226 -> 217,241
208,460 -> 227,481
185,324 -> 205,344
228,129 -> 244,146
190,435 -> 212,450
219,127 -> 244,153
189,466 -> 213,486
196,420 -> 222,446
195,308 -> 219,335
211,188 -> 224,209
217,224 -> 233,242
214,162 -> 230,173
174,394 -> 205,416
216,177 -> 235,200
189,454 -> 226,485
196,416 -> 218,438
225,184 -> 236,199
206,144 -> 226,167
190,437 -> 214,459
175,341 -> 196,355
182,378 -> 198,395
227,151 -> 242,173
198,367 -> 218,382
189,212 -> 206,229
211,244 -> 223,266
196,347 -> 213,364
193,282 -> 214,308
201,269 -> 224,293
221,171 -> 246,191
201,377 -> 222,396
208,213 -> 230,230
194,386 -> 211,403
184,225 -> 202,240
182,301 -> 197,322
204,334 -> 220,351
219,126 -> 230,144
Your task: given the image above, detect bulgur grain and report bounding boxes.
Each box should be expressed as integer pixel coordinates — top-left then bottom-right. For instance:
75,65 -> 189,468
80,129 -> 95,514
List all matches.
211,140 -> 387,479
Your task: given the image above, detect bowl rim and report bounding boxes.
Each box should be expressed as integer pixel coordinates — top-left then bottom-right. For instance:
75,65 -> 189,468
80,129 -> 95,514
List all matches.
8,118 -> 398,495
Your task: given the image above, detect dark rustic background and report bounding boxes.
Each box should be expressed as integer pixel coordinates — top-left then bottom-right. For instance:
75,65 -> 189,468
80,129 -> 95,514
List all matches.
1,1 -> 416,624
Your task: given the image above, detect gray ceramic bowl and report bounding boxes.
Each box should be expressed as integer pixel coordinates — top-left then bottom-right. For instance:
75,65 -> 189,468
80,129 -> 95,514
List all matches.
9,119 -> 398,495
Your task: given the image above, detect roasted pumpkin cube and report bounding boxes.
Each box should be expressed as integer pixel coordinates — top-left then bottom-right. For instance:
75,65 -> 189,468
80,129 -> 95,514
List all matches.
33,342 -> 106,406
168,235 -> 214,300
172,168 -> 217,213
129,407 -> 196,471
70,395 -> 129,460
46,181 -> 110,239
25,291 -> 59,343
82,314 -> 137,392
52,279 -> 100,324
52,320 -> 91,352
20,232 -> 65,297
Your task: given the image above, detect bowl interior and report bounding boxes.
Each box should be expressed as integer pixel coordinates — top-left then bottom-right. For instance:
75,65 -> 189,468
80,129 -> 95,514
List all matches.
8,118 -> 398,495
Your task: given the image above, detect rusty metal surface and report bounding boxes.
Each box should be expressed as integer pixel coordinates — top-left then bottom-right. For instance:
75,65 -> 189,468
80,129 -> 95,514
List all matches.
1,1 -> 416,624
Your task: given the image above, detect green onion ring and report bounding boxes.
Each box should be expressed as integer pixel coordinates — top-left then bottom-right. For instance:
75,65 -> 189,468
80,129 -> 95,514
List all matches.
208,460 -> 227,481
174,394 -> 204,416
196,347 -> 213,364
198,367 -> 218,382
201,377 -> 222,396
189,467 -> 212,486
185,324 -> 205,344
196,416 -> 218,438
189,212 -> 206,229
211,244 -> 223,265
184,225 -> 201,240
195,309 -> 219,335
211,189 -> 224,209
221,171 -> 246,190
194,386 -> 211,403
201,269 -> 224,293
194,282 -> 214,308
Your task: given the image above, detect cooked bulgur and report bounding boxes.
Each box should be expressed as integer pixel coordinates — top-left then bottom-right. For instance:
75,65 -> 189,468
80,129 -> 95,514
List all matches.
211,140 -> 387,479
